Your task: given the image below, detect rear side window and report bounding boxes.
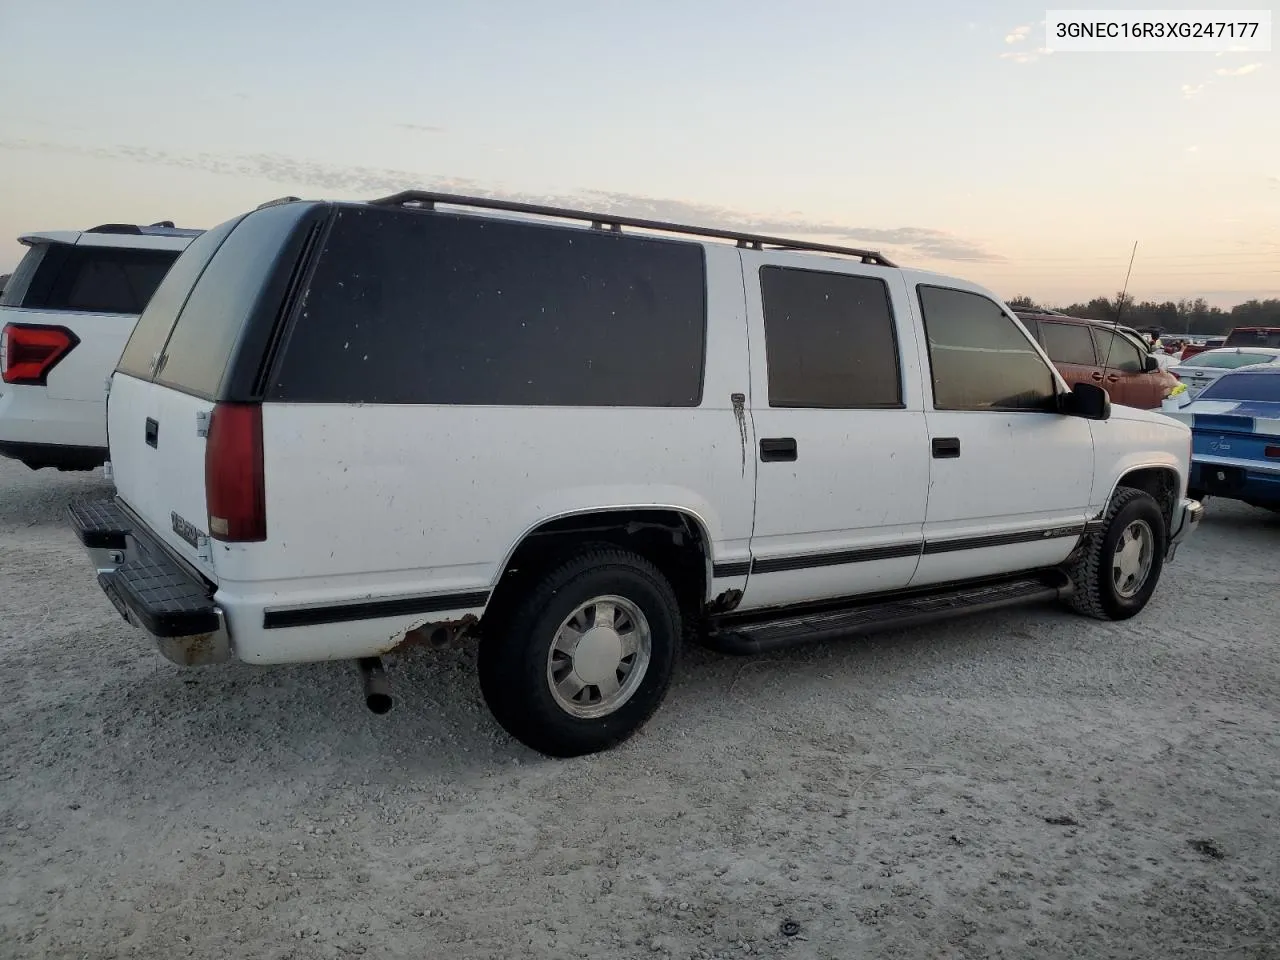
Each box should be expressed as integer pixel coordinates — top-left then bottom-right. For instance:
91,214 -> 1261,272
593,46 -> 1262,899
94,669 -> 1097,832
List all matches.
269,207 -> 708,406
1040,321 -> 1097,366
153,204 -> 313,399
15,245 -> 179,314
759,265 -> 902,408
117,217 -> 244,381
917,285 -> 1057,411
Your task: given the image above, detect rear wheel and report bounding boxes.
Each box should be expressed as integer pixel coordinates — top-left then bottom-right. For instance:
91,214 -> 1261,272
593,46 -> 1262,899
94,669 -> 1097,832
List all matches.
478,547 -> 680,758
1065,488 -> 1166,621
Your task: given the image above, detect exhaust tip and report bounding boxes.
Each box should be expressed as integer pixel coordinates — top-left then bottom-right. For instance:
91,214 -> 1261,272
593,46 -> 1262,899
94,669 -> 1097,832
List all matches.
356,657 -> 393,715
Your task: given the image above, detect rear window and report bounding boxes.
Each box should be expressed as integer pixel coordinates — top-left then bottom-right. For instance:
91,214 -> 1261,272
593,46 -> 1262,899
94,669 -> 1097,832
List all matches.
151,204 -> 314,399
1224,329 -> 1280,348
7,244 -> 179,314
0,244 -> 46,307
1199,372 -> 1280,403
1182,351 -> 1277,369
268,206 -> 708,406
117,217 -> 245,381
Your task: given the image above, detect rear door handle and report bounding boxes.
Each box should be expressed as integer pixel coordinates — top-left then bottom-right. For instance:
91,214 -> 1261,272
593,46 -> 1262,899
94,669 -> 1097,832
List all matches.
145,418 -> 159,448
1091,372 -> 1104,381
760,437 -> 797,462
932,437 -> 960,459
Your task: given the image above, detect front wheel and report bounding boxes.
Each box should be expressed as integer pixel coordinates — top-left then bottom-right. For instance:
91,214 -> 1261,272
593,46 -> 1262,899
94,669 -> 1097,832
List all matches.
1065,488 -> 1167,621
478,547 -> 681,758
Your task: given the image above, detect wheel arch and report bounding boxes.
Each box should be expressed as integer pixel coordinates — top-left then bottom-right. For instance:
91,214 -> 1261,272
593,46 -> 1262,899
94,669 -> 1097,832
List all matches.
486,505 -> 717,623
1107,464 -> 1183,535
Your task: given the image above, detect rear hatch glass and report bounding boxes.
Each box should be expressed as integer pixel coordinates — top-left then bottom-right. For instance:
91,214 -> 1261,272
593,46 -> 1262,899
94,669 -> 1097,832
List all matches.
108,202 -> 317,572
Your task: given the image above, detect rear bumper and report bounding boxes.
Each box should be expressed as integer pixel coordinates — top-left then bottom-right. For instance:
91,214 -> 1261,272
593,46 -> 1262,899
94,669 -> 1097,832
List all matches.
68,498 -> 232,666
1166,496 -> 1203,561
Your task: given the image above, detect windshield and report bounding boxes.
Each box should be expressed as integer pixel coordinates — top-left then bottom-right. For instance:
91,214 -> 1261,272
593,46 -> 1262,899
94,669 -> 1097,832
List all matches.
1199,372 -> 1280,403
1182,351 -> 1278,370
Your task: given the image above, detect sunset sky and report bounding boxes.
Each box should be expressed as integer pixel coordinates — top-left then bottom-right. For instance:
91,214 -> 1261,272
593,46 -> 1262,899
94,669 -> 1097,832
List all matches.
1,0 -> 1275,307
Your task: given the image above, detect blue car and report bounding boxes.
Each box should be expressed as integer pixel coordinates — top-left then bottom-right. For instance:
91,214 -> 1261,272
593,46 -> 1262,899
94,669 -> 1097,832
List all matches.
1163,364 -> 1280,511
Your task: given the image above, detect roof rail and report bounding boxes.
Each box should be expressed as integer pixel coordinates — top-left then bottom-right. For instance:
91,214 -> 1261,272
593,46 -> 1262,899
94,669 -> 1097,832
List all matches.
87,223 -> 143,235
257,196 -> 302,210
367,190 -> 898,267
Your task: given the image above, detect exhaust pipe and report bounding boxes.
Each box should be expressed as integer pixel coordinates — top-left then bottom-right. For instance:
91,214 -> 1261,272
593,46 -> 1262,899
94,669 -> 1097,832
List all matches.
356,657 -> 393,714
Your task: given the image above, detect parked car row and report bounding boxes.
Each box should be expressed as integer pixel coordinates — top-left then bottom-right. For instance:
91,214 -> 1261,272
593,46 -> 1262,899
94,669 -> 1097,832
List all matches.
0,220 -> 200,469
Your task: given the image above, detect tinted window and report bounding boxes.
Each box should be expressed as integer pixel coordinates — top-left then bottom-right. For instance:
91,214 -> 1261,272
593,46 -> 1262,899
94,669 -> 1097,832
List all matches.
1040,321 -> 1097,365
917,285 -> 1057,411
154,204 -> 309,398
0,244 -> 46,307
1183,350 -> 1278,369
20,246 -> 179,314
1015,314 -> 1041,341
116,217 -> 244,381
759,266 -> 901,408
269,206 -> 708,406
1092,329 -> 1144,373
1225,329 -> 1280,348
1200,372 -> 1280,403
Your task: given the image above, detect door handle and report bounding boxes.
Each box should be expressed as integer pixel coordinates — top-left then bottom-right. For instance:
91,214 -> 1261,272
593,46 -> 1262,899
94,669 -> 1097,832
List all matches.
1106,375 -> 1119,383
1091,372 -> 1104,382
932,437 -> 961,459
145,418 -> 159,448
759,437 -> 797,462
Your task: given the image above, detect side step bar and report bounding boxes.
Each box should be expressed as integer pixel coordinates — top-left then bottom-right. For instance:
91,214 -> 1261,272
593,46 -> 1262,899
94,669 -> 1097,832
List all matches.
704,573 -> 1069,656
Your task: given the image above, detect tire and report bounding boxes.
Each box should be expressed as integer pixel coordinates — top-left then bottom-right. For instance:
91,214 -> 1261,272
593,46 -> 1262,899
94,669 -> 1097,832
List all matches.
478,546 -> 681,758
1065,487 -> 1167,621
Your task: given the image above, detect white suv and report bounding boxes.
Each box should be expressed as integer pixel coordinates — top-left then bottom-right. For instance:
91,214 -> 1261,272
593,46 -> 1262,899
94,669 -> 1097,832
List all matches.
69,192 -> 1202,757
0,220 -> 200,470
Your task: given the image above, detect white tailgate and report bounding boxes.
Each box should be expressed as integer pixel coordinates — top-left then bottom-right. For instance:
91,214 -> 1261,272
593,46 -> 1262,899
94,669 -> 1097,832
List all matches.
108,374 -> 216,579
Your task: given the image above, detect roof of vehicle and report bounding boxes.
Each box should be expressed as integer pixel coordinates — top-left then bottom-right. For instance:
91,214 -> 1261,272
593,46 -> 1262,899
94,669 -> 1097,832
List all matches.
263,190 -> 901,267
1229,326 -> 1280,332
17,220 -> 203,250
1011,309 -> 1143,340
1174,346 -> 1280,362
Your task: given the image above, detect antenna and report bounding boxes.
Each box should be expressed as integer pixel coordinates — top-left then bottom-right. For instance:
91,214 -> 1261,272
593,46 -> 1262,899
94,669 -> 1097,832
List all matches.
1099,241 -> 1139,383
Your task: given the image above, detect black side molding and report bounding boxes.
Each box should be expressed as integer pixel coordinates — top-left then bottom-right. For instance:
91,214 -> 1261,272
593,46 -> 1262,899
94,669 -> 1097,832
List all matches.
923,525 -> 1085,555
263,590 -> 491,630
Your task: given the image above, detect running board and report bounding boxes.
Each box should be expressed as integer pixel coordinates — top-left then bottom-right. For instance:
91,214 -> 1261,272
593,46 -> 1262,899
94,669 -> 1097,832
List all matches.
704,574 -> 1068,656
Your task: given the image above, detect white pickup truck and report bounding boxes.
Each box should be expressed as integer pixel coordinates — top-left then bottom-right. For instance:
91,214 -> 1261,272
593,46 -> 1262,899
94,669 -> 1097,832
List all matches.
69,192 -> 1202,758
0,221 -> 199,470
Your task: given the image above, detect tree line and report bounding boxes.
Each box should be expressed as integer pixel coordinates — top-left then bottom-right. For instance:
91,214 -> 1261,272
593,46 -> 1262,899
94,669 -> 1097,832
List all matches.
1005,294 -> 1280,337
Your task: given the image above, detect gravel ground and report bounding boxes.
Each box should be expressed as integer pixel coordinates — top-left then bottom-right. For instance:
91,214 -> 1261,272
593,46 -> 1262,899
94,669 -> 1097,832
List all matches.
1,456 -> 1278,960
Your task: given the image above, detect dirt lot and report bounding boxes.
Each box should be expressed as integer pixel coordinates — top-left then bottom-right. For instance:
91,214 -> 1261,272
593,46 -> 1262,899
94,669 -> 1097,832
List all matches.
1,457 -> 1278,960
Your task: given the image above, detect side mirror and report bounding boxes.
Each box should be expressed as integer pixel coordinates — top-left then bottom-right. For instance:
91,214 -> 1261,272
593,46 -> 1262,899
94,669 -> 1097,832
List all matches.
1143,354 -> 1160,373
1060,381 -> 1111,420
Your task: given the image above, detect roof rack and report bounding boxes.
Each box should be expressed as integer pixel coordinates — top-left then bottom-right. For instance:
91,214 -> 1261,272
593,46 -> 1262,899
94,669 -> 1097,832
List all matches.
85,222 -> 203,238
367,190 -> 897,267
257,196 -> 302,210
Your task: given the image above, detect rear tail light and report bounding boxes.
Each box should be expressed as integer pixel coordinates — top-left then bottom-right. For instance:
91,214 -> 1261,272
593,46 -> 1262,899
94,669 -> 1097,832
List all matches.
1,323 -> 80,386
204,402 -> 266,542
1266,446 -> 1280,460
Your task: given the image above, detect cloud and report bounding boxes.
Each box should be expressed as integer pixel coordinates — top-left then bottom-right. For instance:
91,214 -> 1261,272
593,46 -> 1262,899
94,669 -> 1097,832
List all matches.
0,138 -> 1002,261
395,123 -> 446,133
1000,46 -> 1052,64
1005,24 -> 1031,43
1185,145 -> 1199,153
1215,63 -> 1262,77
1181,83 -> 1207,99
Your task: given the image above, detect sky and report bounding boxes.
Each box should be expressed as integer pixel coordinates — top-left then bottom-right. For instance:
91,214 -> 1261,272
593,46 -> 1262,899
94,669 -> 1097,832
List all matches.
0,0 -> 1276,307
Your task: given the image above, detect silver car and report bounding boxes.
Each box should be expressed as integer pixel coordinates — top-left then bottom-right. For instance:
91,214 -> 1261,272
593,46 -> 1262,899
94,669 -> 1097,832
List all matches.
1169,347 -> 1280,399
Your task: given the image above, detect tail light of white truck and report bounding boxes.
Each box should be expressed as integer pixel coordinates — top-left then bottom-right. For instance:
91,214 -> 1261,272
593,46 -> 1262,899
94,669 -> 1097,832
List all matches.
205,402 -> 267,542
1,323 -> 80,386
